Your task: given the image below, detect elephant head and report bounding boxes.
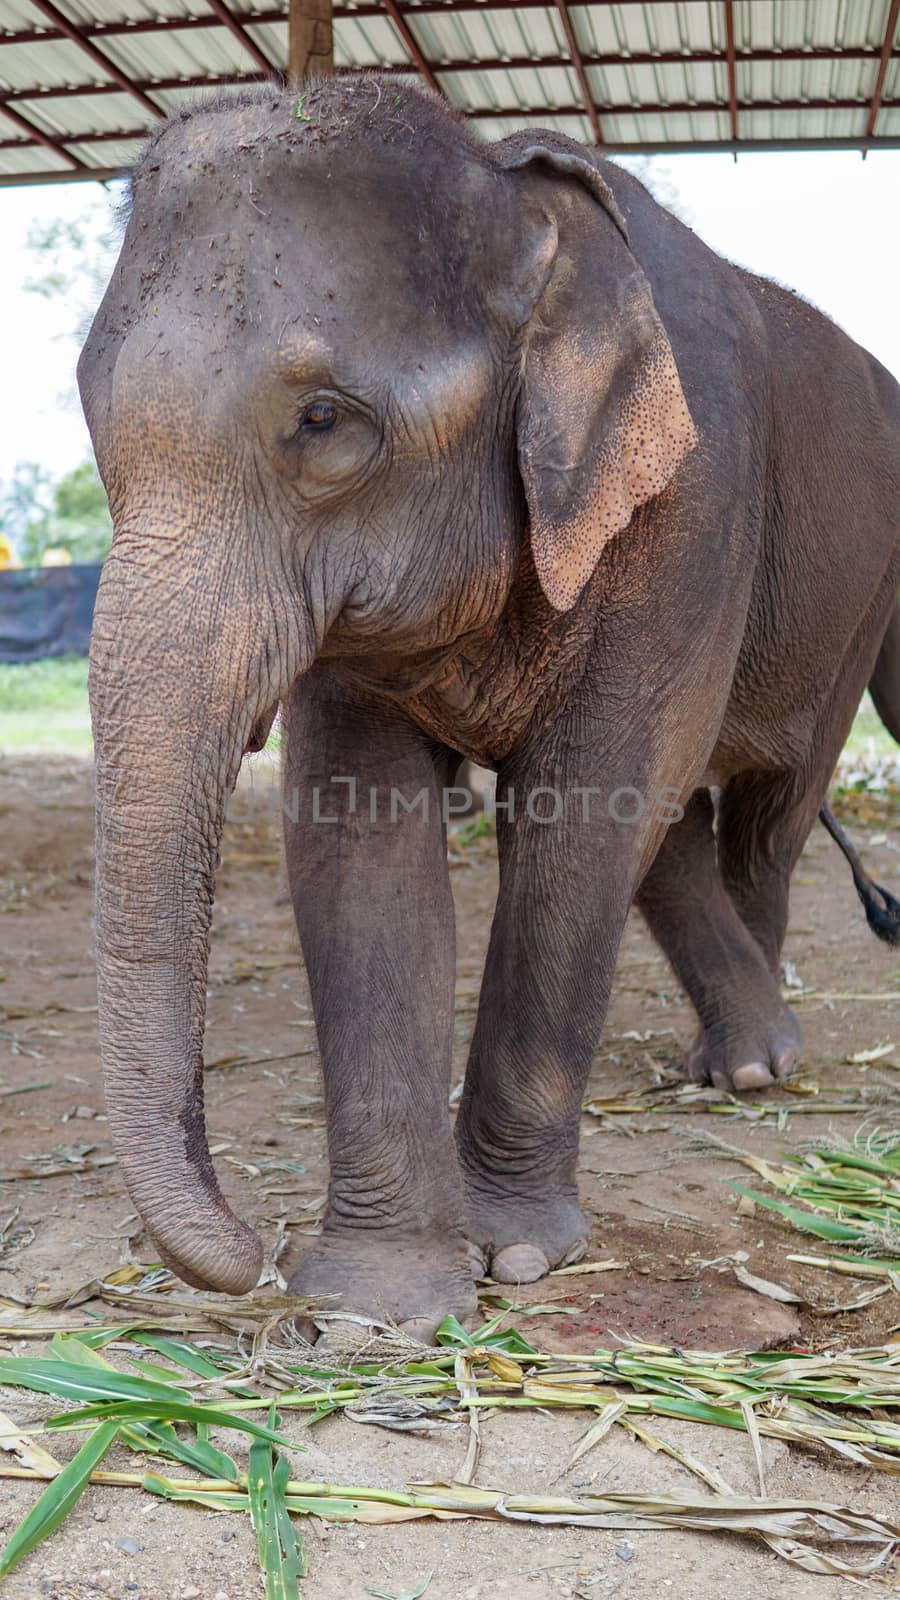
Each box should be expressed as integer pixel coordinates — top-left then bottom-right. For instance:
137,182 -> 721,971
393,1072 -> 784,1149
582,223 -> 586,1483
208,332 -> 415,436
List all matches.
80,78 -> 695,1293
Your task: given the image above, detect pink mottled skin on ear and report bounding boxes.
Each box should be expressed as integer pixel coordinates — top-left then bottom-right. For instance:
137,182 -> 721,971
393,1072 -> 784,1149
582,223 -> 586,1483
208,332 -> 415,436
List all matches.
529,332 -> 698,613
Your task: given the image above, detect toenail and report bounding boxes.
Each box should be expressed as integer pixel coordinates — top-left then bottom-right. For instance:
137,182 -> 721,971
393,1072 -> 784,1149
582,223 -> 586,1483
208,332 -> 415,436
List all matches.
732,1062 -> 774,1091
490,1243 -> 552,1283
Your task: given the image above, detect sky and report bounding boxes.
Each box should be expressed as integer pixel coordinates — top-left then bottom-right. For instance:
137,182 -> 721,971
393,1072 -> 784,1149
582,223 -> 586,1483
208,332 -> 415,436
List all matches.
1,146 -> 898,490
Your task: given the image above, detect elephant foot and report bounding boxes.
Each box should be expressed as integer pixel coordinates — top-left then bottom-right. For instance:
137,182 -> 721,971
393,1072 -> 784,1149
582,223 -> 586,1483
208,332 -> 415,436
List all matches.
687,1001 -> 803,1092
462,1182 -> 588,1284
286,1229 -> 478,1344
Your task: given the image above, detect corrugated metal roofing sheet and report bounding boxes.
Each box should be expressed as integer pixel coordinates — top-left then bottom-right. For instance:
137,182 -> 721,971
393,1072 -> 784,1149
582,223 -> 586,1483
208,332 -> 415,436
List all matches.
0,0 -> 898,182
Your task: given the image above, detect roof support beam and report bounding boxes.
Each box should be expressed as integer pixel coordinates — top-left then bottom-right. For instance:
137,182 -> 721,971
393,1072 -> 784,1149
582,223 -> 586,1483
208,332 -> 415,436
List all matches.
14,94 -> 900,156
1,75 -> 266,105
288,0 -> 333,84
8,135 -> 900,189
724,0 -> 738,144
553,0 -> 603,143
5,54 -> 900,104
25,0 -> 163,120
6,97 -> 900,153
1,10 -> 896,68
865,0 -> 900,142
204,0 -> 279,78
0,100 -> 85,169
381,0 -> 442,96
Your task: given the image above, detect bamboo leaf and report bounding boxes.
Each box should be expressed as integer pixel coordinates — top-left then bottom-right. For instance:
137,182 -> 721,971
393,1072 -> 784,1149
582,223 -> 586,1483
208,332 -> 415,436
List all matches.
0,1355 -> 204,1407
248,1403 -> 306,1599
127,1333 -> 257,1395
121,1417 -> 239,1482
730,1186 -> 868,1241
45,1398 -> 298,1448
20,1333 -> 240,1483
0,1421 -> 119,1578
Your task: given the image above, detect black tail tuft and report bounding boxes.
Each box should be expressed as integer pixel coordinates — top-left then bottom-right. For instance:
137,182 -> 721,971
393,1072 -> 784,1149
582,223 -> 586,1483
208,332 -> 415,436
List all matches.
853,872 -> 900,945
820,802 -> 900,945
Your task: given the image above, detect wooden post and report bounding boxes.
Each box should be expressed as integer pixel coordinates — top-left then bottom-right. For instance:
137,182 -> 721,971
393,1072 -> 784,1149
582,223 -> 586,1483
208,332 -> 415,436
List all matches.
288,0 -> 334,84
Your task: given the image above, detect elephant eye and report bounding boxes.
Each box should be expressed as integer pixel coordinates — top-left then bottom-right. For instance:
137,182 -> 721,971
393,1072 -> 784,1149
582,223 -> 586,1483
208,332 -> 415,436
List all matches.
299,399 -> 338,432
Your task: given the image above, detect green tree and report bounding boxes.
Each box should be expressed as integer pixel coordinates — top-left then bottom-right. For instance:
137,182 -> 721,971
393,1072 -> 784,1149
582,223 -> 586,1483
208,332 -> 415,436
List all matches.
25,193 -> 123,341
0,461 -> 52,547
3,458 -> 112,566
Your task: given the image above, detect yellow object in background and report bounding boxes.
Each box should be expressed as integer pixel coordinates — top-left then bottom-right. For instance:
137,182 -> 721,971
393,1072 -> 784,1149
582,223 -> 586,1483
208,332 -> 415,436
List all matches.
0,534 -> 20,569
40,547 -> 72,567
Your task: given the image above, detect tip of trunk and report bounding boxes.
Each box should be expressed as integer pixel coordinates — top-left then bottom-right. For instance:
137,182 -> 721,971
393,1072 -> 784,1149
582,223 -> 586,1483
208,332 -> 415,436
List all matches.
154,1232 -> 264,1296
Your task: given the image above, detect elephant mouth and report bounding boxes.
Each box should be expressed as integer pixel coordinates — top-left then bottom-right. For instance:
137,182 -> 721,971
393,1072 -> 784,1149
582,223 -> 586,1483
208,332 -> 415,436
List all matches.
244,702 -> 279,754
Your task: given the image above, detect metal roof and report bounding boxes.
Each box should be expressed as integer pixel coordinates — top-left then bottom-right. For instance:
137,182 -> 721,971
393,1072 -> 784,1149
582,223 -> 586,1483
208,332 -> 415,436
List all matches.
1,0 -> 899,184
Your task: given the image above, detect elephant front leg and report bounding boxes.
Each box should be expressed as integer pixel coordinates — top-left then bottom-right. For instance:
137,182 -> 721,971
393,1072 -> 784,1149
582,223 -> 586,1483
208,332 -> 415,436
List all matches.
282,667 -> 475,1338
456,761 -> 647,1284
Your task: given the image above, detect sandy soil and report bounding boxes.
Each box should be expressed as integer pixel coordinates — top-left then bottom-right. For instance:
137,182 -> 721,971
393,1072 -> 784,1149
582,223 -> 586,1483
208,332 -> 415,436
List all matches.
0,753 -> 898,1600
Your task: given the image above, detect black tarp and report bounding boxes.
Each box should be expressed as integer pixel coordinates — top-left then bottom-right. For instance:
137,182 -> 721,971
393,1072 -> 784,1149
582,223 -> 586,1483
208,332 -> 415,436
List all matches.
0,564 -> 101,663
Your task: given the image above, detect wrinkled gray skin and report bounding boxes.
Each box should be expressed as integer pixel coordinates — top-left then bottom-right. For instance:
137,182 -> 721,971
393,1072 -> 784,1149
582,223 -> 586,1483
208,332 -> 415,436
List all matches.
80,80 -> 900,1336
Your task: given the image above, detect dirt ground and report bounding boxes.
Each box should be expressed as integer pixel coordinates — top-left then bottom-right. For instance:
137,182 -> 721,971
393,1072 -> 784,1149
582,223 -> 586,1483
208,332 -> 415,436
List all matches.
0,752 -> 898,1600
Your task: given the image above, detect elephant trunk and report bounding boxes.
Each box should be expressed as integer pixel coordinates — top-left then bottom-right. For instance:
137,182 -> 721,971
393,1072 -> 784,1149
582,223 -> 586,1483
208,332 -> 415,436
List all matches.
89,546 -> 308,1294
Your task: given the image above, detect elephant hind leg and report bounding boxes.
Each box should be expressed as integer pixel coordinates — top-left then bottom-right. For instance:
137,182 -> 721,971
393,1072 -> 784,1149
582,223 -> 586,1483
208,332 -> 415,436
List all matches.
637,790 -> 802,1093
721,608 -> 898,972
869,601 -> 900,745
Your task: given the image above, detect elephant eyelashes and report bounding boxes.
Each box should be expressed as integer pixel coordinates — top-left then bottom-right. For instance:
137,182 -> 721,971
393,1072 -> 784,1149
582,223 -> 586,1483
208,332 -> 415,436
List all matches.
299,399 -> 338,432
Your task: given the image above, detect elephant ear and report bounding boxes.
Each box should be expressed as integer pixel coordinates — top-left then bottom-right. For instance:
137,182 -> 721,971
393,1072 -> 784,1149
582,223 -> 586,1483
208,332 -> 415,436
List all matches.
496,132 -> 697,612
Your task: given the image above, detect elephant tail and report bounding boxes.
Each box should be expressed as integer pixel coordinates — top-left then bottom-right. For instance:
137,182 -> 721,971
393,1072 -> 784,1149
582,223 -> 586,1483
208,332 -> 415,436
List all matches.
819,803 -> 900,945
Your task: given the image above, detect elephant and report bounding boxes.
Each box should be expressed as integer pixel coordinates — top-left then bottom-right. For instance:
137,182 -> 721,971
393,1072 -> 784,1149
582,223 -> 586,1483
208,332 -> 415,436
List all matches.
79,77 -> 900,1338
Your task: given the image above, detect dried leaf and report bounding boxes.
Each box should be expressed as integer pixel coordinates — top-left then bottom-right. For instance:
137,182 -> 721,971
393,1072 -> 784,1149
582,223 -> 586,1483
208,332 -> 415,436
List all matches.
566,1400 -> 629,1469
732,1263 -> 803,1305
549,1259 -> 627,1278
0,1409 -> 61,1475
847,1043 -> 895,1064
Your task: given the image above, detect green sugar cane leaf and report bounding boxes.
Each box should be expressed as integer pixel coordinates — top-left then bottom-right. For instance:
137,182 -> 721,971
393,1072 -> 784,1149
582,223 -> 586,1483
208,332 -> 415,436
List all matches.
274,1450 -> 307,1578
128,1334 -> 226,1378
0,1420 -> 120,1578
143,1472 -> 247,1512
248,1431 -> 270,1570
0,1356 -> 198,1407
120,1417 -> 239,1482
25,1340 -> 239,1482
729,1185 -> 867,1240
45,1398 -> 299,1449
46,1327 -> 125,1354
472,1310 -> 539,1356
48,1330 -> 186,1387
434,1314 -> 472,1348
433,1311 -> 537,1355
144,1474 -> 359,1521
248,1403 -> 306,1599
282,1495 -> 358,1519
46,1334 -> 118,1368
123,1355 -> 197,1384
808,1148 -> 900,1178
129,1334 -> 257,1395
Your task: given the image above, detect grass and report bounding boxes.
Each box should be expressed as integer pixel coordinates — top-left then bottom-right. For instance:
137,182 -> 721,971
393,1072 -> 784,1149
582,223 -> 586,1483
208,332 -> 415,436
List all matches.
0,655 -> 91,754
840,694 -> 896,762
0,662 -> 896,766
1,1310 -> 900,1585
727,1132 -> 900,1269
